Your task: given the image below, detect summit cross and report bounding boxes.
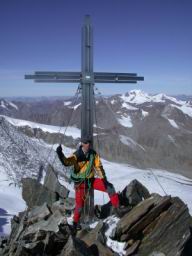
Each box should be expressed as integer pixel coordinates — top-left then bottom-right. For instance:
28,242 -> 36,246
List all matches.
25,15 -> 144,222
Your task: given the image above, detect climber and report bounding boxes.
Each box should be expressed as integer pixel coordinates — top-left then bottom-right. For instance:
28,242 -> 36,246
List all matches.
56,137 -> 120,231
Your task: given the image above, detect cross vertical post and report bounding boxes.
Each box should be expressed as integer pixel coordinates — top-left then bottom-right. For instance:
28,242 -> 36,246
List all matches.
81,15 -> 95,222
81,15 -> 94,145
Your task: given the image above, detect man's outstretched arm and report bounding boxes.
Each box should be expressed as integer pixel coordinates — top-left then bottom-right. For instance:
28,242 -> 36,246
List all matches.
56,145 -> 77,166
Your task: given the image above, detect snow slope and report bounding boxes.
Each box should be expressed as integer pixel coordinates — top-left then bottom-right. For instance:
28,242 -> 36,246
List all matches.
0,167 -> 26,235
2,115 -> 81,139
57,147 -> 192,215
1,149 -> 192,236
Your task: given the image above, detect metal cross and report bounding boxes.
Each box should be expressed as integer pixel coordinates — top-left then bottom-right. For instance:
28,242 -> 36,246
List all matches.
25,15 -> 144,222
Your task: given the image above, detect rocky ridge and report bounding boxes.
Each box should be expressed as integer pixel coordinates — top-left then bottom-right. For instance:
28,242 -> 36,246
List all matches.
0,169 -> 191,256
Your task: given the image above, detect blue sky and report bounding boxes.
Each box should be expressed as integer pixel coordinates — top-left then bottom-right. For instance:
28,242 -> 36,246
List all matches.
0,0 -> 191,97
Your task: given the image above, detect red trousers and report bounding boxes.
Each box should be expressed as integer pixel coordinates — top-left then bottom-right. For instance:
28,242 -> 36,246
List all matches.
73,178 -> 119,223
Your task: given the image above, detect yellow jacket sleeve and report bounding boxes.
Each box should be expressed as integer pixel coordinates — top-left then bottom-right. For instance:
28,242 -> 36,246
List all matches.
94,154 -> 106,178
61,154 -> 77,166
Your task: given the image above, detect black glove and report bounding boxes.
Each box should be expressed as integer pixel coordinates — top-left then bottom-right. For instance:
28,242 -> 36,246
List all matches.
56,145 -> 62,154
56,145 -> 64,163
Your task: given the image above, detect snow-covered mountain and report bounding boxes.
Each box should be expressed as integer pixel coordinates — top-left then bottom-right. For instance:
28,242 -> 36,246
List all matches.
0,116 -> 66,184
1,90 -> 191,178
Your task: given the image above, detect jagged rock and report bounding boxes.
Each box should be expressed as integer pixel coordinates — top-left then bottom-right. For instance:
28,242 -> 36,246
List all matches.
77,221 -> 107,246
89,241 -> 114,256
182,217 -> 192,255
59,235 -> 94,256
3,210 -> 71,256
124,240 -> 140,256
0,237 -> 8,255
10,242 -> 31,256
21,239 -> 45,255
112,194 -> 191,256
95,179 -> 151,219
3,230 -> 68,256
51,198 -> 75,215
123,195 -> 172,240
44,165 -> 69,199
113,196 -> 158,241
23,209 -> 64,236
8,214 -> 22,243
119,179 -> 151,206
21,166 -> 69,208
2,179 -> 192,256
23,230 -> 69,256
138,197 -> 191,255
27,203 -> 51,225
77,221 -> 115,256
8,211 -> 29,247
22,178 -> 58,208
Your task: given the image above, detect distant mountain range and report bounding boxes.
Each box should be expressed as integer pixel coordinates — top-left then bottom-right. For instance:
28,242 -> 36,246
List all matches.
3,93 -> 192,102
0,90 -> 192,178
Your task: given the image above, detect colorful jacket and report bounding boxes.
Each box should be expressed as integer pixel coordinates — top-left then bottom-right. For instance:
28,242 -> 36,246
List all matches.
60,146 -> 106,179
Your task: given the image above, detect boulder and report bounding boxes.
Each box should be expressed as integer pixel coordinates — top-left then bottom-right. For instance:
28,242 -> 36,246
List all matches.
21,166 -> 70,208
51,198 -> 75,215
44,165 -> 69,199
77,221 -> 107,246
21,178 -> 57,208
95,179 -> 151,220
77,221 -> 115,256
59,235 -> 94,256
119,179 -> 151,206
27,203 -> 51,225
112,194 -> 191,256
23,209 -> 64,236
138,197 -> 191,255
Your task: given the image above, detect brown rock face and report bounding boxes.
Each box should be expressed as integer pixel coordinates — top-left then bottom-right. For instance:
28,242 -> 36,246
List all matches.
113,194 -> 191,256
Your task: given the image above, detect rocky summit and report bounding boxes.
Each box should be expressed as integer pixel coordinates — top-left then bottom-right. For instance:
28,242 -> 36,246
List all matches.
0,167 -> 192,256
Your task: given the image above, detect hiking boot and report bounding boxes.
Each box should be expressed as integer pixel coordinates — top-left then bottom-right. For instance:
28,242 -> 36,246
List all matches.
73,222 -> 82,231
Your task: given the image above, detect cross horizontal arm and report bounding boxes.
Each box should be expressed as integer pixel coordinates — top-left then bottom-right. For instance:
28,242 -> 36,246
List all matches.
94,72 -> 144,83
95,72 -> 137,77
25,71 -> 144,84
25,71 -> 81,83
34,79 -> 81,83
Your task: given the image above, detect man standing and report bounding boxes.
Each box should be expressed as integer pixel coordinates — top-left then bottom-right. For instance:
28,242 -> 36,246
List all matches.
56,138 -> 120,230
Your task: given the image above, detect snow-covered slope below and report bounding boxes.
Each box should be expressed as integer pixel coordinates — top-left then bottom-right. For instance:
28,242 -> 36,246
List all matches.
0,167 -> 26,236
101,160 -> 192,214
1,143 -> 192,236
